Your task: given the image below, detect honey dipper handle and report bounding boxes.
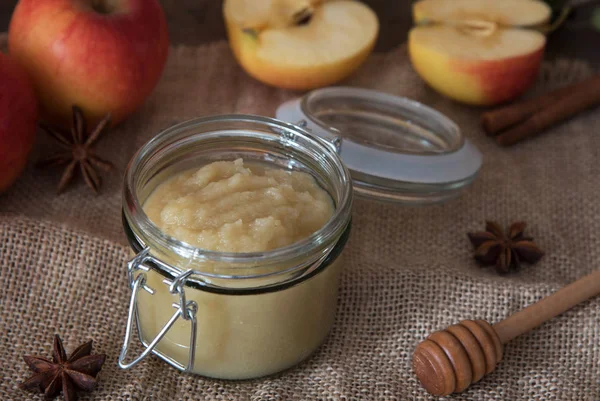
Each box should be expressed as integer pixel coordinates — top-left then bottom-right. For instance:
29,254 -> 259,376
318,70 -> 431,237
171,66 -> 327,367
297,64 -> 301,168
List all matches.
493,270 -> 600,344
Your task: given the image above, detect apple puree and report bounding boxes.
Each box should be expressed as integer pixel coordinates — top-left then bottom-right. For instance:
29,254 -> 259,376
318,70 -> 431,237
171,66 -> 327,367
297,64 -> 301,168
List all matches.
137,159 -> 340,379
144,158 -> 333,252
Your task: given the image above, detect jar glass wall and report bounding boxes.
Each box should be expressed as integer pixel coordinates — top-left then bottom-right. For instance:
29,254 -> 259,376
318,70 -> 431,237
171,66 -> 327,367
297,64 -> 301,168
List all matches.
121,115 -> 353,379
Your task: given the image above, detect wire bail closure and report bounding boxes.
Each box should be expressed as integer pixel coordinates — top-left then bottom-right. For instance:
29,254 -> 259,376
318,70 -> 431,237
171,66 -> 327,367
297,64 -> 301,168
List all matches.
296,119 -> 343,154
118,247 -> 198,372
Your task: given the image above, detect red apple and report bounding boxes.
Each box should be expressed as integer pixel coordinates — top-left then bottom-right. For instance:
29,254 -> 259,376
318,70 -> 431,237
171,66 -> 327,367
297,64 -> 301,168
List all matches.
0,52 -> 38,193
8,0 -> 169,127
409,0 -> 551,105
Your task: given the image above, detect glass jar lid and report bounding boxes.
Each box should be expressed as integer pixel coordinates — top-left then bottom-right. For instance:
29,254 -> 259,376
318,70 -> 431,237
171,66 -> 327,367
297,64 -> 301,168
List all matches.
276,87 -> 482,204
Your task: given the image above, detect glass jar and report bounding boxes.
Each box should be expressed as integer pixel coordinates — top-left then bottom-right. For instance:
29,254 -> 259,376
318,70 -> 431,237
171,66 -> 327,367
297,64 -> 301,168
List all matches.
119,115 -> 353,380
118,87 -> 483,380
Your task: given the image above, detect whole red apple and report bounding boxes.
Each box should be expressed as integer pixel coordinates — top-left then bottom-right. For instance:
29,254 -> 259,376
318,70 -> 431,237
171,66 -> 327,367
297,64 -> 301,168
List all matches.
8,0 -> 169,127
0,52 -> 38,193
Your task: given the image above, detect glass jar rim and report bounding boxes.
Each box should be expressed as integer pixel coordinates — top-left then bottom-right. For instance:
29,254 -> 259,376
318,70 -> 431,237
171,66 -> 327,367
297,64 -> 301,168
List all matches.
123,114 -> 353,267
300,86 -> 465,155
275,86 -> 483,204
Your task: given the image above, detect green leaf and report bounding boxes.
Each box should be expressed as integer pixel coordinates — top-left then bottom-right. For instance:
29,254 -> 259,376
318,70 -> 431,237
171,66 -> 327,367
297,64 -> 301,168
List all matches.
592,7 -> 600,32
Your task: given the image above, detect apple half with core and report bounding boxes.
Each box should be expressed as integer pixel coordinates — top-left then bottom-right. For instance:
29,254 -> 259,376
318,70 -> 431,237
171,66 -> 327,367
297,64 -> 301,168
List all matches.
224,0 -> 379,90
8,0 -> 169,127
0,52 -> 38,193
409,0 -> 551,105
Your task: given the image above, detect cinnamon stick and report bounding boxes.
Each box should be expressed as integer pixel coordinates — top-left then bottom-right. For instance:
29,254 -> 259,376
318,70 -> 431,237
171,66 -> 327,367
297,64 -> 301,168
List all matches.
495,76 -> 600,147
481,76 -> 599,136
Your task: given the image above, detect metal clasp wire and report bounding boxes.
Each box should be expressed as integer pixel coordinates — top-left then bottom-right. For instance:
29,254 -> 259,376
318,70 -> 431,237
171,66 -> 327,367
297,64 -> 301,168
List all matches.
126,247 -> 153,294
296,119 -> 342,154
119,248 -> 198,372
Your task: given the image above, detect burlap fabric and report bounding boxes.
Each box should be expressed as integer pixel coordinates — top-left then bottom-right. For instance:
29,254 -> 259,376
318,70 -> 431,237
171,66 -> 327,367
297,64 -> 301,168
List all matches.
1,32 -> 599,400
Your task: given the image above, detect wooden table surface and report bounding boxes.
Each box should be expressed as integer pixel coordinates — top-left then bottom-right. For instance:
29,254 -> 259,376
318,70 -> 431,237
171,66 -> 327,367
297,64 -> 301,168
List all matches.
1,0 -> 599,64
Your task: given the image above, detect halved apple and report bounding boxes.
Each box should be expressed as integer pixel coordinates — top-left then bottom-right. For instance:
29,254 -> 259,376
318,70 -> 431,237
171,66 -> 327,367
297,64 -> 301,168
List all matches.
409,0 -> 551,105
224,0 -> 379,90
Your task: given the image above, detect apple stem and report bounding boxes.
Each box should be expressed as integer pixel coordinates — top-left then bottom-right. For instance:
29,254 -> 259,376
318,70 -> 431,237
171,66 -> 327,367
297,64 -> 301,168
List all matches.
539,6 -> 572,35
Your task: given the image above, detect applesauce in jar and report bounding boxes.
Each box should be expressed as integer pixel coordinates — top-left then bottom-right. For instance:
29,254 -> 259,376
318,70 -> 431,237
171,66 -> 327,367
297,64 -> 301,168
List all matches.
119,115 -> 353,379
120,89 -> 482,379
136,159 -> 337,378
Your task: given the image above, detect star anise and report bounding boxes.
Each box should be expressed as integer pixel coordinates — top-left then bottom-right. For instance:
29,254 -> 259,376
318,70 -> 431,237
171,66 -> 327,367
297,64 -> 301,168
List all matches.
37,106 -> 113,194
468,221 -> 544,274
20,335 -> 106,401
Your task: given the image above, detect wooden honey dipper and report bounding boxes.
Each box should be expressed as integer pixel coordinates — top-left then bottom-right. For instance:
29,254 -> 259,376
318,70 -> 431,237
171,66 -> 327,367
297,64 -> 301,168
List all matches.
413,270 -> 600,396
